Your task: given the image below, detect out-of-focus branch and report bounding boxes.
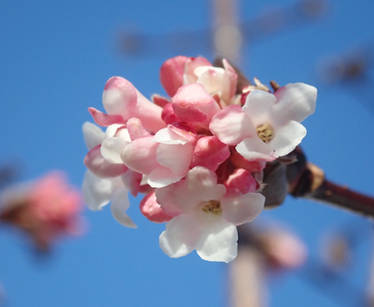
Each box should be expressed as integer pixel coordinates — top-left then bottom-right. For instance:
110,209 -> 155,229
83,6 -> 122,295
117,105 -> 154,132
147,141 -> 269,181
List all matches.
229,246 -> 266,307
368,240 -> 374,307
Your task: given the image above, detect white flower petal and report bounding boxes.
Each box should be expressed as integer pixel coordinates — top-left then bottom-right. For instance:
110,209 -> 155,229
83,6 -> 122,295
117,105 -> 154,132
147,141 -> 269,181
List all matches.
82,171 -> 113,210
154,126 -> 191,145
274,82 -> 317,124
148,168 -> 181,188
100,126 -> 130,164
243,90 -> 276,124
221,193 -> 265,225
82,122 -> 105,150
155,167 -> 226,214
159,214 -> 202,258
210,106 -> 254,145
236,137 -> 274,161
271,121 -> 306,157
196,217 -> 238,263
110,188 -> 137,228
156,143 -> 193,176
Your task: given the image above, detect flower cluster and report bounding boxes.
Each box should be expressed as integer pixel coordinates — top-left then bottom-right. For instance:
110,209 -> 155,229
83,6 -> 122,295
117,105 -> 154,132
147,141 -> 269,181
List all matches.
82,55 -> 317,262
0,172 -> 82,251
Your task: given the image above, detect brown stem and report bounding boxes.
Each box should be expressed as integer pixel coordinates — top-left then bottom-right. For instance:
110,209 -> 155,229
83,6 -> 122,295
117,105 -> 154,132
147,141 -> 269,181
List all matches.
287,147 -> 374,218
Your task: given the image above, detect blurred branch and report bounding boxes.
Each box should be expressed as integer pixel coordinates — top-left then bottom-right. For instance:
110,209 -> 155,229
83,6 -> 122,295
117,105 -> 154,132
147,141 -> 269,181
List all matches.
229,246 -> 266,307
119,0 -> 328,57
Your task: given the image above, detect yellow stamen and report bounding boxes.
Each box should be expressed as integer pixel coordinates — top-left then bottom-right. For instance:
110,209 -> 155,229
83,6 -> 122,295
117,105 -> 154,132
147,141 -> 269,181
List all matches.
256,123 -> 274,143
201,200 -> 222,215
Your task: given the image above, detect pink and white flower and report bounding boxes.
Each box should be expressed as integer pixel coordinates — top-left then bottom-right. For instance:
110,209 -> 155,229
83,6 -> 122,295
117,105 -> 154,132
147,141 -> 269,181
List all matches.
156,167 -> 265,262
121,125 -> 196,188
210,83 -> 317,161
0,172 -> 83,251
82,122 -> 139,228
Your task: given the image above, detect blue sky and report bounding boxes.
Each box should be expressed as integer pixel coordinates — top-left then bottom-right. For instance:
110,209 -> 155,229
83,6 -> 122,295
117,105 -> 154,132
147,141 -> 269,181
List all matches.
1,0 -> 374,306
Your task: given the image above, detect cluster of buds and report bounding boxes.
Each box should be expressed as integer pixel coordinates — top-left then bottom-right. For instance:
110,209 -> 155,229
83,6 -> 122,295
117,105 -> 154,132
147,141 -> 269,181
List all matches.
0,172 -> 82,251
82,55 -> 317,262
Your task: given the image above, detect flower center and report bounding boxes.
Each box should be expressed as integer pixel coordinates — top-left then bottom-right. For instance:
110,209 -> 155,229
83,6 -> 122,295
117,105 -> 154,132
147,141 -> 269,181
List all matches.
256,123 -> 274,143
201,200 -> 222,215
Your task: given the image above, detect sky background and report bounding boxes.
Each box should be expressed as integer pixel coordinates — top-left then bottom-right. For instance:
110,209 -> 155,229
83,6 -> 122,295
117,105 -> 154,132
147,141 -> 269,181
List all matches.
0,0 -> 374,306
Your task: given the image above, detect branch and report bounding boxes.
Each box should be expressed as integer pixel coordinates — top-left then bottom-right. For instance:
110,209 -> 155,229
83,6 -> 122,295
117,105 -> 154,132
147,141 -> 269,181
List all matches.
287,147 -> 374,218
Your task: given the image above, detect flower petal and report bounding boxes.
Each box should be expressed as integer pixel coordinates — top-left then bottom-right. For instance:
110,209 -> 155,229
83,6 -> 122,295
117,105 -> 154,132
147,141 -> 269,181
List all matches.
154,125 -> 195,145
121,136 -> 158,174
236,137 -> 275,161
156,167 -> 226,214
191,136 -> 230,171
126,117 -> 151,140
82,122 -> 105,150
159,214 -> 202,258
224,168 -> 258,196
110,188 -> 137,228
140,191 -> 174,223
274,82 -> 317,124
271,120 -> 306,157
221,192 -> 265,225
88,107 -> 124,127
135,90 -> 166,133
82,171 -> 114,210
156,143 -> 193,179
84,145 -> 128,177
160,56 -> 189,96
243,90 -> 276,124
196,217 -> 238,263
103,76 -> 137,119
100,127 -> 131,164
172,83 -> 220,127
184,56 -> 212,84
210,106 -> 254,145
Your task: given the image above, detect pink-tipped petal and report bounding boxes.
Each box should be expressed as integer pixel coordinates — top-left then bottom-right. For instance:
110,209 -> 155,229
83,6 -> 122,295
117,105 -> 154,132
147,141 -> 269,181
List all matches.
121,171 -> 146,196
152,94 -> 170,107
230,150 -> 266,173
160,56 -> 189,97
121,137 -> 159,174
222,59 -> 238,102
135,90 -> 166,132
210,105 -> 254,145
102,76 -> 137,119
172,83 -> 220,128
84,145 -> 128,178
140,191 -> 174,223
184,56 -> 212,84
155,143 -> 193,185
221,193 -> 265,225
161,102 -> 179,124
191,136 -> 230,171
88,107 -> 124,126
154,125 -> 196,145
126,117 -> 151,140
224,169 -> 258,196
